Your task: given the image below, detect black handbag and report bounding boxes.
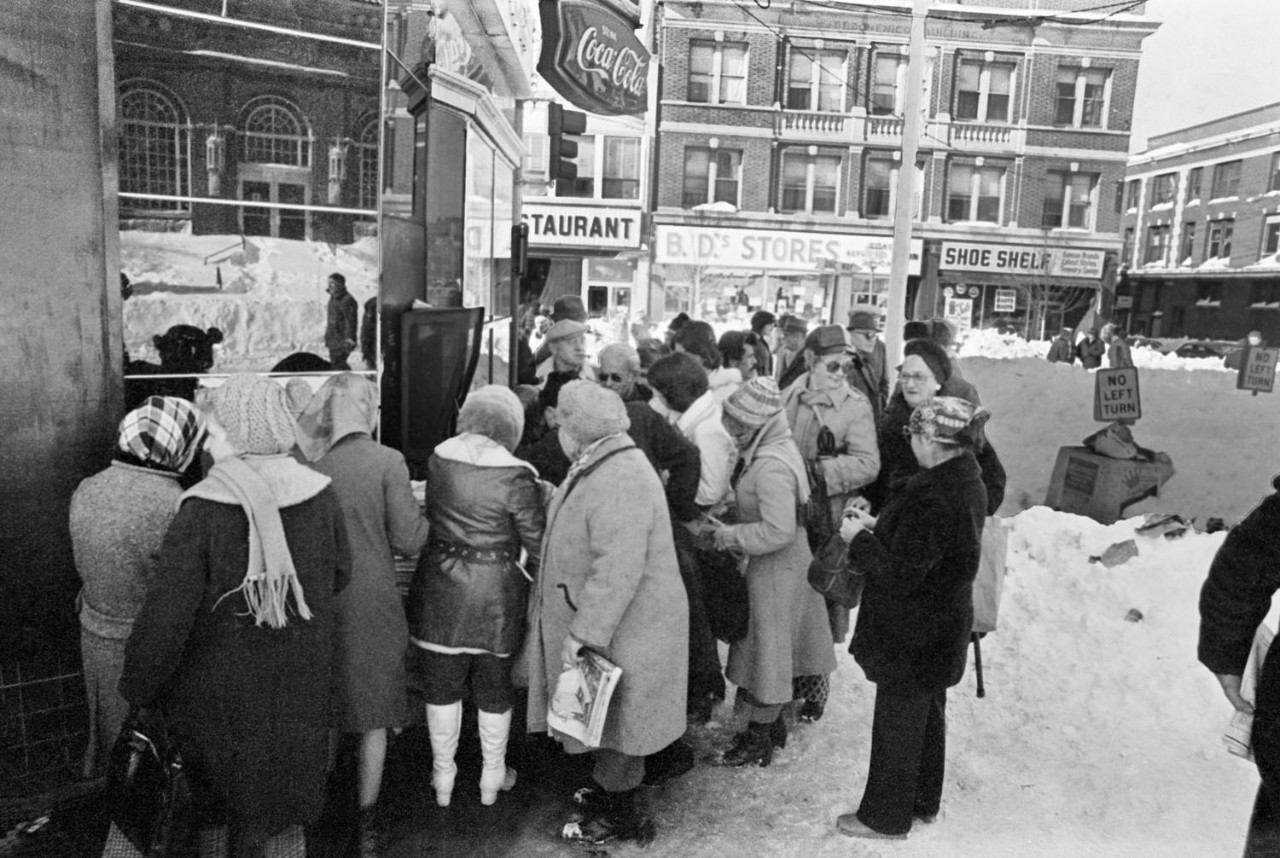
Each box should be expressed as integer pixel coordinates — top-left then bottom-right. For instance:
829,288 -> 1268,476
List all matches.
807,532 -> 864,609
697,545 -> 750,643
106,707 -> 192,857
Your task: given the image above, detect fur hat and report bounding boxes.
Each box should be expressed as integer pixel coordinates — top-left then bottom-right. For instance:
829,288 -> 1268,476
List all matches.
210,373 -> 298,455
458,385 -> 525,452
723,376 -> 783,428
556,381 -> 630,443
907,396 -> 989,448
545,319 -> 589,343
903,338 -> 952,384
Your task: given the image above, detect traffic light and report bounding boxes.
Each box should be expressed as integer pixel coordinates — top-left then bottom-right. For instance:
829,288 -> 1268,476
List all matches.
547,103 -> 587,182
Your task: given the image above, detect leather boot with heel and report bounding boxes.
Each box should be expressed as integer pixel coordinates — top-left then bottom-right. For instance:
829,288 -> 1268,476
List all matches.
477,708 -> 517,805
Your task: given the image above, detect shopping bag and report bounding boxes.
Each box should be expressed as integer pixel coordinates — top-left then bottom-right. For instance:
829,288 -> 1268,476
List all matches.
1224,622 -> 1274,761
972,516 -> 1009,635
807,533 -> 863,609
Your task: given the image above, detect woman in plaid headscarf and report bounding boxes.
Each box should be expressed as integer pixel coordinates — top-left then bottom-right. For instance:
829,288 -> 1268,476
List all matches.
69,396 -> 206,779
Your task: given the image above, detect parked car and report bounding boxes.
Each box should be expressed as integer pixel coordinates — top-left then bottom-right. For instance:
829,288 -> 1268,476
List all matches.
1130,336 -> 1163,351
1171,340 -> 1236,359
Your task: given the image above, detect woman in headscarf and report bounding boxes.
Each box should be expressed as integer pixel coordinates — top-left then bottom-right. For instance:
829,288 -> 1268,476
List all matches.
295,373 -> 428,852
709,378 -> 837,767
408,385 -> 544,809
781,325 -> 880,723
835,397 -> 990,841
525,381 -> 688,846
69,396 -> 206,779
117,373 -> 350,858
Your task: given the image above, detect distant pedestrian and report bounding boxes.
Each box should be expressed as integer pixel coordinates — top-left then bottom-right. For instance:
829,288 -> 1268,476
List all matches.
360,296 -> 378,370
1046,327 -> 1076,365
1101,323 -> 1133,369
1224,330 -> 1265,371
773,315 -> 808,387
326,273 -> 359,370
846,310 -> 890,421
750,310 -> 777,377
1076,327 -> 1105,369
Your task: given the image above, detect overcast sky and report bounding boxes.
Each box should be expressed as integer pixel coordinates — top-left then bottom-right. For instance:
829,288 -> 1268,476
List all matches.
1128,0 -> 1280,152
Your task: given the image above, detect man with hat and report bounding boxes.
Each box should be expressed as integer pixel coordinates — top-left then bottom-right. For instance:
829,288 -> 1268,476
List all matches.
533,295 -> 589,365
845,310 -> 889,422
536,319 -> 596,389
774,315 -> 810,389
1046,326 -> 1076,365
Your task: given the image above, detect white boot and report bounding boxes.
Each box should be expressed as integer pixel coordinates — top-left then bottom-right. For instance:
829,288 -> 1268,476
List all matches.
477,708 -> 517,806
426,702 -> 462,807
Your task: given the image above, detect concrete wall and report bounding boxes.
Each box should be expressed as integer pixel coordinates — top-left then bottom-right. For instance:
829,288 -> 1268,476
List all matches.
0,0 -> 120,653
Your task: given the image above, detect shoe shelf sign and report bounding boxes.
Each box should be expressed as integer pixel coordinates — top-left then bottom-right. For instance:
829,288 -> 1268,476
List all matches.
1094,368 -> 1141,422
1236,347 -> 1279,396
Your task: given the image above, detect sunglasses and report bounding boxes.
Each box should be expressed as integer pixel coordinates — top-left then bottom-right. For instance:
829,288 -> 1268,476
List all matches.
822,358 -> 853,374
597,372 -> 626,384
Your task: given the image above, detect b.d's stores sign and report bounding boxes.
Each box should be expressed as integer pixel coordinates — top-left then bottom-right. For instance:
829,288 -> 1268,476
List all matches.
523,204 -> 642,249
941,241 -> 1106,279
538,0 -> 649,116
655,225 -> 922,274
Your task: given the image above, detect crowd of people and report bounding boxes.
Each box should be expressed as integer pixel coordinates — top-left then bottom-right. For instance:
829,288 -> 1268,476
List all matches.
70,302 -> 1008,856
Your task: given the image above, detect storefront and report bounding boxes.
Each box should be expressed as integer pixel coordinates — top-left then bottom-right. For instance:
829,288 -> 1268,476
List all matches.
933,240 -> 1109,337
652,222 -> 921,325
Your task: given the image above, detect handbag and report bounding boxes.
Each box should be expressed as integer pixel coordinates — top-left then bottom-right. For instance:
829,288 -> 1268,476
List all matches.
698,544 -> 750,643
106,707 -> 192,857
807,532 -> 864,609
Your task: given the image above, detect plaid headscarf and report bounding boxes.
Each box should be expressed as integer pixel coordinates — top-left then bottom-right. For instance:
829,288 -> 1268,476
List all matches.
117,396 -> 206,473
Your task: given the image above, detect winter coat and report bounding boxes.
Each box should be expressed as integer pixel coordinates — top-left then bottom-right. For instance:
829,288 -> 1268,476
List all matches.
845,340 -> 890,422
782,376 -> 880,525
525,433 -> 688,756
308,434 -> 429,731
1106,337 -> 1134,369
708,365 -> 743,404
849,450 -> 987,694
120,463 -> 350,841
1077,335 -> 1105,369
326,291 -> 358,353
720,415 -> 838,705
870,390 -> 1006,516
674,389 -> 737,508
1046,337 -> 1075,364
410,434 -> 545,656
621,399 -> 702,524
69,462 -> 186,777
535,357 -> 595,388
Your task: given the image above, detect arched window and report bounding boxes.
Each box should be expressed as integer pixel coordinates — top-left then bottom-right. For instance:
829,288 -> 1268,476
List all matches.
355,113 -> 380,211
119,84 -> 190,211
240,96 -> 312,167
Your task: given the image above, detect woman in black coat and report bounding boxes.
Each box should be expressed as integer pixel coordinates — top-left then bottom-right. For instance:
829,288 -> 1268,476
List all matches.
835,396 -> 990,840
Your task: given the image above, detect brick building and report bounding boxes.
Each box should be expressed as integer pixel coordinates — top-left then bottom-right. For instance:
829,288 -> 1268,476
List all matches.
1120,102 -> 1280,343
651,0 -> 1157,334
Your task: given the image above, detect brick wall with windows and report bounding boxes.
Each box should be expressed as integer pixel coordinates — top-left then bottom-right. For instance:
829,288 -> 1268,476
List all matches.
656,132 -> 772,212
662,27 -> 777,107
1018,157 -> 1126,233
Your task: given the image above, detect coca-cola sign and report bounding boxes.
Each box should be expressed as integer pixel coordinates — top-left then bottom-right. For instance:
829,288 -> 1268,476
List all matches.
538,0 -> 649,117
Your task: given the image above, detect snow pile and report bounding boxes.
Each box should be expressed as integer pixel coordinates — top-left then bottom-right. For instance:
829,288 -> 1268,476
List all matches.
956,327 -> 1047,360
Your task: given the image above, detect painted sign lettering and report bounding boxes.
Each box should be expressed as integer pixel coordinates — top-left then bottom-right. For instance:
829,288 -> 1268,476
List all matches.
1237,346 -> 1279,394
941,241 -> 1106,279
522,204 -> 642,249
538,0 -> 650,116
1093,368 -> 1142,422
654,225 -> 921,274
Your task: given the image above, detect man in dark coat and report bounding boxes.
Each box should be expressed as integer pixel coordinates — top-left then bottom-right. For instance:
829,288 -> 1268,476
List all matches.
1046,327 -> 1075,364
1101,323 -> 1133,368
1076,328 -> 1105,369
846,310 -> 890,422
1199,476 -> 1280,856
326,273 -> 359,370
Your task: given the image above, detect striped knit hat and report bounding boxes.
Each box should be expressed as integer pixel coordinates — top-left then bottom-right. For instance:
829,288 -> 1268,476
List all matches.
723,376 -> 783,428
211,373 -> 298,455
117,396 -> 206,473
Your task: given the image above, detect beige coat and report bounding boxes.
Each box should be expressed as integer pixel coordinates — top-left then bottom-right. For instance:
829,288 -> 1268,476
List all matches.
721,416 -> 837,705
525,434 -> 688,756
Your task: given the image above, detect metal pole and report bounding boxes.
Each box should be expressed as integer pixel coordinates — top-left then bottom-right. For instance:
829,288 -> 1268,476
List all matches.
884,0 -> 930,376
509,100 -> 524,388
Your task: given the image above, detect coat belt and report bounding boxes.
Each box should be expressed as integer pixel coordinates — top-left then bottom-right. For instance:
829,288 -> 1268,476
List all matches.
428,536 -> 518,564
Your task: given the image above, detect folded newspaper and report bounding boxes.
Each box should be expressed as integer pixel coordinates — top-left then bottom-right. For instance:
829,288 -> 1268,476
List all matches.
1224,622 -> 1274,761
547,648 -> 622,748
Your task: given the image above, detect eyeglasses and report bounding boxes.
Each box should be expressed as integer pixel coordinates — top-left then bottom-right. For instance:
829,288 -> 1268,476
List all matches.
898,372 -> 933,385
823,359 -> 853,374
597,372 -> 626,384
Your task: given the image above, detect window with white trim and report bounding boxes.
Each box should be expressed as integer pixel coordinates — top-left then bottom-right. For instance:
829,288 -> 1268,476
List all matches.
1054,66 -> 1110,128
688,40 -> 748,105
522,133 -> 548,178
1144,224 -> 1170,265
1150,173 -> 1176,207
557,136 -> 595,198
602,136 -> 641,200
1264,215 -> 1280,256
1186,167 -> 1203,201
1179,222 -> 1196,265
240,96 -> 312,167
1042,170 -> 1097,229
1124,179 -> 1140,210
779,149 -> 840,214
1206,219 -> 1234,259
355,114 -> 379,211
683,147 -> 742,208
946,162 -> 1004,223
870,50 -> 935,118
119,85 -> 191,211
955,58 -> 1013,123
1269,153 -> 1280,192
1210,161 -> 1242,199
786,47 -> 846,112
863,154 -> 923,220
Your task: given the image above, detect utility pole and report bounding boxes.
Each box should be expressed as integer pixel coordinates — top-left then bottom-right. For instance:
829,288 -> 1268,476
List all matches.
884,0 -> 929,375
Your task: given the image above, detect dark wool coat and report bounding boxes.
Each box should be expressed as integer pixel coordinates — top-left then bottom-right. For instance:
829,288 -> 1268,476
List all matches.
869,391 -> 1006,516
525,434 -> 688,756
1076,335 -> 1105,369
308,434 -> 429,731
849,451 -> 987,694
1046,337 -> 1075,364
120,489 -> 351,841
845,339 -> 890,421
326,291 -> 358,352
409,436 -> 545,655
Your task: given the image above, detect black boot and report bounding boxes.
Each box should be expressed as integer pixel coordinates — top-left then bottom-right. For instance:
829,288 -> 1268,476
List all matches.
562,789 -> 656,846
770,716 -> 787,750
723,721 -> 775,767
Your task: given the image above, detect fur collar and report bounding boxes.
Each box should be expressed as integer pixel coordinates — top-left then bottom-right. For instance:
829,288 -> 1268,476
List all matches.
434,433 -> 538,473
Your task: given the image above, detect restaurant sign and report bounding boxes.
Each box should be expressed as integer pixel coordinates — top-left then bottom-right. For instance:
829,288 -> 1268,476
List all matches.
538,0 -> 649,116
941,242 -> 1106,279
522,204 -> 642,249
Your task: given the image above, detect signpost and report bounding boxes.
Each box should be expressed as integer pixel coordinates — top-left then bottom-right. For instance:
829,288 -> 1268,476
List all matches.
1236,346 -> 1279,395
1093,367 -> 1142,422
